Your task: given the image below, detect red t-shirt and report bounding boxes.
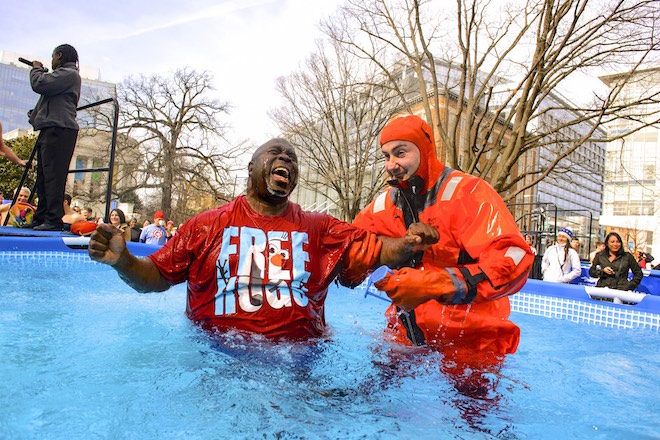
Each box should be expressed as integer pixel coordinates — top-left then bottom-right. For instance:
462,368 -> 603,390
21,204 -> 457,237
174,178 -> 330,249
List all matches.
149,196 -> 365,338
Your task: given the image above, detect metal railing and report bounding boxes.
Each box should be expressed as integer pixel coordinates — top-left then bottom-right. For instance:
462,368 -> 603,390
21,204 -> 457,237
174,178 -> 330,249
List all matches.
508,202 -> 558,237
555,208 -> 595,258
3,97 -> 119,226
508,201 -> 597,259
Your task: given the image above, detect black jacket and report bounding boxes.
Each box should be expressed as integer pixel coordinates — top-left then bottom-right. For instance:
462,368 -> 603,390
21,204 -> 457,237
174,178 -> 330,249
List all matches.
589,251 -> 643,291
29,62 -> 81,130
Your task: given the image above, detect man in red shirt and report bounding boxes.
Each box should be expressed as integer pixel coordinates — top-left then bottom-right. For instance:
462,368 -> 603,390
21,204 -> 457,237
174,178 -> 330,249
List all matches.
89,138 -> 432,339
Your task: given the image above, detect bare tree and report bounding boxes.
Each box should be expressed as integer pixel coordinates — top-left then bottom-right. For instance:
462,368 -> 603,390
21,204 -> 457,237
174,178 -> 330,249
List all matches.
270,41 -> 401,221
324,0 -> 660,201
117,68 -> 245,221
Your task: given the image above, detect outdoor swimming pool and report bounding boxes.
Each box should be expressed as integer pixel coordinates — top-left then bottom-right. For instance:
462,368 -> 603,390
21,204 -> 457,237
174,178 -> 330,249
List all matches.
1,250 -> 659,439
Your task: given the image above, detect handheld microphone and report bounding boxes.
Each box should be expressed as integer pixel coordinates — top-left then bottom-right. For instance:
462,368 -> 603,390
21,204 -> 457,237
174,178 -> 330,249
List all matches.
18,57 -> 47,71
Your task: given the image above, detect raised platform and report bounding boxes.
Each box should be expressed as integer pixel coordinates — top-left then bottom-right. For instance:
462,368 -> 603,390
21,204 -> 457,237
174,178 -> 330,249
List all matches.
0,226 -> 73,238
0,226 -> 161,257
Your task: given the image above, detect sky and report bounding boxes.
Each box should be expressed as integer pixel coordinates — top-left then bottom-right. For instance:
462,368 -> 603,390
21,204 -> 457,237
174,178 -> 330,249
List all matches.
2,0 -> 342,147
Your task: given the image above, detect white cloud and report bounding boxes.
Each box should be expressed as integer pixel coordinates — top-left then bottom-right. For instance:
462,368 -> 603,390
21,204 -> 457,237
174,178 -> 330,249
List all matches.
88,0 -> 276,43
2,0 -> 342,145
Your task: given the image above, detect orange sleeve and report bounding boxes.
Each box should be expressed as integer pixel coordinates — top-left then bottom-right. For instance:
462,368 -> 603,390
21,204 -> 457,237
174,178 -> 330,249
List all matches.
451,179 -> 534,301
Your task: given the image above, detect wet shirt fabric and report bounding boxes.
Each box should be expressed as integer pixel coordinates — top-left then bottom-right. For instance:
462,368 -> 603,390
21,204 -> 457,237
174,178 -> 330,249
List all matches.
149,195 -> 367,339
354,167 -> 533,356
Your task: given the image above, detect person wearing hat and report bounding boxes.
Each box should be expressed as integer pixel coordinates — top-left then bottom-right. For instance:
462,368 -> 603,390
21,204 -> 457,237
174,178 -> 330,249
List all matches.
541,227 -> 581,283
353,114 -> 534,356
139,211 -> 167,246
88,138 -> 430,339
165,220 -> 175,241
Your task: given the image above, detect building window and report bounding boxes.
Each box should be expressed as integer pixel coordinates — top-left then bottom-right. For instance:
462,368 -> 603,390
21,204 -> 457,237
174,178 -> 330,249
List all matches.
74,157 -> 87,182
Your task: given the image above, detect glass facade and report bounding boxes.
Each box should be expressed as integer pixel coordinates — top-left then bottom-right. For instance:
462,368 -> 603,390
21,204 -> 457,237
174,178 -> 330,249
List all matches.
534,113 -> 606,218
0,60 -> 116,132
603,131 -> 658,217
0,62 -> 38,132
599,68 -> 660,255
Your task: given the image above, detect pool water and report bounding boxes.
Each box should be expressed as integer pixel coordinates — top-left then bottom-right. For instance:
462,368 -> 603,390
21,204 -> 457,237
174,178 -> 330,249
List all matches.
1,254 -> 659,439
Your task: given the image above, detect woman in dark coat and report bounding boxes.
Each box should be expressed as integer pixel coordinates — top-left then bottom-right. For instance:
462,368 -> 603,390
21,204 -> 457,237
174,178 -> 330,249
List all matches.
589,232 -> 643,291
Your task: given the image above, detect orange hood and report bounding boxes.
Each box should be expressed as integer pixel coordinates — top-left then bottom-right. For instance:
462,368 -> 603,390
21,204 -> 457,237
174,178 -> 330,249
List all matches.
379,114 -> 444,194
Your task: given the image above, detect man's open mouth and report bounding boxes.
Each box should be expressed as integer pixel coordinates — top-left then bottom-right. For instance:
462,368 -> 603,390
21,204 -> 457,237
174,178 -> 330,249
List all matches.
271,166 -> 290,184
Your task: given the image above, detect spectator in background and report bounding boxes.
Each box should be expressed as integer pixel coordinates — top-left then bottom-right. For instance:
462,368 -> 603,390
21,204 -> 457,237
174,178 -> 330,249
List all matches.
73,205 -> 82,214
142,219 -> 151,229
542,227 -> 581,283
128,218 -> 141,242
61,194 -> 85,226
82,207 -> 94,221
635,246 -> 648,269
0,121 -> 28,168
525,235 -> 537,256
28,44 -> 82,231
590,241 -> 605,263
0,187 -> 31,225
589,232 -> 642,291
109,208 -> 131,242
139,211 -> 167,245
165,220 -> 175,241
570,237 -> 580,255
13,187 -> 30,204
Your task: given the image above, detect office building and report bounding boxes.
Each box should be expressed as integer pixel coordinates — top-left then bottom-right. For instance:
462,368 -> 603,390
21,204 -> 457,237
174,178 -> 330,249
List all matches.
0,50 -> 116,132
599,67 -> 660,259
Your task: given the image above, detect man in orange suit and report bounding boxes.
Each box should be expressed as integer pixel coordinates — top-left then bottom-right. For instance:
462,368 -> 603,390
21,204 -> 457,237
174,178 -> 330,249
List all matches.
354,115 -> 534,356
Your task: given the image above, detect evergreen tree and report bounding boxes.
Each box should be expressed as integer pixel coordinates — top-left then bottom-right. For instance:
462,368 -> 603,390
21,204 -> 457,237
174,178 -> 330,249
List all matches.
0,135 -> 36,200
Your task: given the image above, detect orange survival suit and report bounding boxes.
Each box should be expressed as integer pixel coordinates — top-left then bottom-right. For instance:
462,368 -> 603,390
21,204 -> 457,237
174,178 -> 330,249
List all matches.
353,115 -> 533,356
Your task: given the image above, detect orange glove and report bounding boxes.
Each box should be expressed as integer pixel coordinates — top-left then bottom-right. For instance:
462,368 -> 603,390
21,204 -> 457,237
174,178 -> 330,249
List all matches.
374,267 -> 465,310
340,232 -> 382,286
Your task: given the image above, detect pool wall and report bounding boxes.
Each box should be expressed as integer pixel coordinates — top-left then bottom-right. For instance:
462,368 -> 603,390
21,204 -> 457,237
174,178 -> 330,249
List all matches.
572,263 -> 660,295
512,279 -> 660,331
355,271 -> 660,331
0,235 -> 160,257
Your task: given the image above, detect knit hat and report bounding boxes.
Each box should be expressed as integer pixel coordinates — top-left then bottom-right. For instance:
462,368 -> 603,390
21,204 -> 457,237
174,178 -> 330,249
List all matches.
379,114 -> 443,194
154,211 -> 164,220
557,227 -> 573,240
